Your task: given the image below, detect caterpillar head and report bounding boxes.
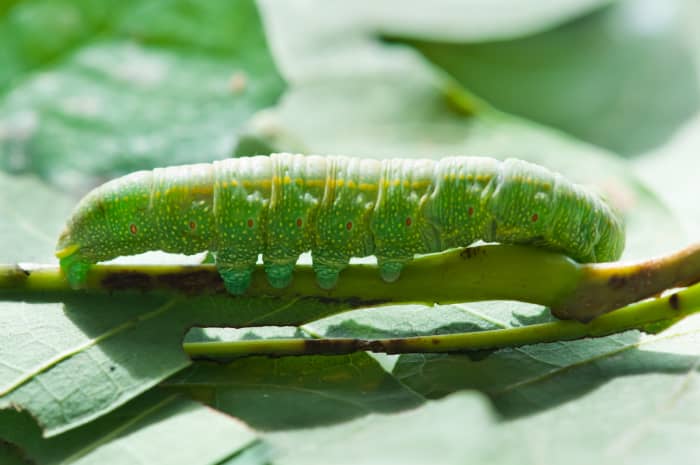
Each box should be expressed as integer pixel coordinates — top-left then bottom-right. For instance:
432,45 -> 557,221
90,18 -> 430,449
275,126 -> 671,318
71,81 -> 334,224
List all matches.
56,173 -> 153,288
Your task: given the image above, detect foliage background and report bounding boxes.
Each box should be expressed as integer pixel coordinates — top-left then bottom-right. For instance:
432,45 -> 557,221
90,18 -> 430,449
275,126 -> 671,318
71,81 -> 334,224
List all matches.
2,0 -> 700,463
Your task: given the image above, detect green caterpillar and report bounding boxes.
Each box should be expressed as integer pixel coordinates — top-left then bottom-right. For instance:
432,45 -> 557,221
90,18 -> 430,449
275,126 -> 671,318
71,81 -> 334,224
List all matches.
56,154 -> 625,294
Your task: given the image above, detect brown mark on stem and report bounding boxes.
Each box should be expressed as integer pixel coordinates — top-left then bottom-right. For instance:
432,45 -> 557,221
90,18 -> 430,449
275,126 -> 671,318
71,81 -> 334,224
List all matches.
669,292 -> 680,310
607,274 -> 628,289
156,269 -> 224,294
101,272 -> 152,291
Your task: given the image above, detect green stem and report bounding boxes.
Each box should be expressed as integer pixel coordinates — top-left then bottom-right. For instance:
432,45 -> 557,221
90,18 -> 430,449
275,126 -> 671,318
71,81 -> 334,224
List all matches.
184,282 -> 697,359
2,243 -> 700,322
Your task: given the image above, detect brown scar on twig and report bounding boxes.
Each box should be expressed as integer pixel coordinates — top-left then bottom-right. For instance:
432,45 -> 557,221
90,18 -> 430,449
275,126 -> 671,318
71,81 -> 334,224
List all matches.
669,293 -> 680,310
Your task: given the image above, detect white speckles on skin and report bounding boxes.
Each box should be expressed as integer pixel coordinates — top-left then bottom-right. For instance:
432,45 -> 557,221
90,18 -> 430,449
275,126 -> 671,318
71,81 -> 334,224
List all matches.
57,154 -> 625,292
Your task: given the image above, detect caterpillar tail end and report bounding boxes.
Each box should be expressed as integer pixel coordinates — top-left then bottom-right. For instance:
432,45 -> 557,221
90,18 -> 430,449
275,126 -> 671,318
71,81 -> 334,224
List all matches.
56,245 -> 91,289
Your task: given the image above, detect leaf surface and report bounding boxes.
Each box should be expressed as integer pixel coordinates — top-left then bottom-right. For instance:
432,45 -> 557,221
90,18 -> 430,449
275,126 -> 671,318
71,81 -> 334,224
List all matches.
0,0 -> 285,190
163,353 -> 424,430
402,0 -> 700,156
0,390 -> 258,465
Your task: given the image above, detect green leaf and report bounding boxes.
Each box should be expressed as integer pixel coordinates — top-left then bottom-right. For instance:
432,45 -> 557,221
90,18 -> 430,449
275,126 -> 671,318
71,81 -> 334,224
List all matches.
162,353 -> 424,430
393,317 -> 700,414
256,0 -> 612,81
303,301 -> 554,339
263,392 -> 512,465
0,389 -> 258,465
258,319 -> 700,465
635,114 -> 700,240
0,291 -> 364,436
401,0 -> 699,156
0,171 -> 73,263
0,0 -> 285,189
0,0 -> 136,90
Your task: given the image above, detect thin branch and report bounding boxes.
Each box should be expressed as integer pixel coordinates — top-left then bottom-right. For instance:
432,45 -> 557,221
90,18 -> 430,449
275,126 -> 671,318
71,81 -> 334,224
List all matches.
2,243 -> 700,322
183,282 -> 699,359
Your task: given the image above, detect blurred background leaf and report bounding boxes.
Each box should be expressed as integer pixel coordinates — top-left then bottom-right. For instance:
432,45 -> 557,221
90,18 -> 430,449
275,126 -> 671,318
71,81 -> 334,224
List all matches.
400,0 -> 699,156
0,0 -> 285,191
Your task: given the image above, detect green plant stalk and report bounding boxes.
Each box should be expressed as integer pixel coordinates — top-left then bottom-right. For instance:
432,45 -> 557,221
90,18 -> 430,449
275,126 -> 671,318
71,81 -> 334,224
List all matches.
2,243 -> 700,321
184,282 -> 697,359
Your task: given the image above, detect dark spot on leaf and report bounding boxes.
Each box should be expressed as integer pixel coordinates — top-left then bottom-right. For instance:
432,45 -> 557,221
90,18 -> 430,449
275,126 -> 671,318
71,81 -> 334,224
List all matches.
109,365 -> 116,372
669,292 -> 680,310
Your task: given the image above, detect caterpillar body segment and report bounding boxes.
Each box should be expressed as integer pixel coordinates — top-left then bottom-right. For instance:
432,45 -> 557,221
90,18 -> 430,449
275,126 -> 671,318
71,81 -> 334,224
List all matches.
55,154 -> 625,294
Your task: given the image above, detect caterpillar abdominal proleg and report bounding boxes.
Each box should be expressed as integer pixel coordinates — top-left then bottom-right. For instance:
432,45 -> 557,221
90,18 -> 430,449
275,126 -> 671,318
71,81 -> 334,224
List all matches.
55,154 -> 625,294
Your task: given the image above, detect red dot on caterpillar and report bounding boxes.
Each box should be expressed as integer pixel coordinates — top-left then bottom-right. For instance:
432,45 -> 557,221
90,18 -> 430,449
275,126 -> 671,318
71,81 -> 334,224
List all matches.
468,207 -> 474,216
296,218 -> 303,227
129,224 -> 138,235
247,219 -> 254,228
405,217 -> 412,227
189,221 -> 196,230
346,221 -> 353,230
531,213 -> 539,222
